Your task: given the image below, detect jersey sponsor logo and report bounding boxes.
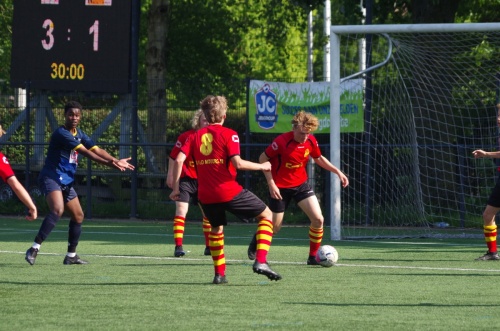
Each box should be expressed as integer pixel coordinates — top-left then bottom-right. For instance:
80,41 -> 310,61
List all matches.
271,142 -> 278,150
285,162 -> 303,169
2,156 -> 9,164
195,159 -> 224,165
188,160 -> 195,168
304,149 -> 310,158
232,135 -> 239,143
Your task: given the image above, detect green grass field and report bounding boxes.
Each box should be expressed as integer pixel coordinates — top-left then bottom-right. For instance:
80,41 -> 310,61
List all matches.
1,217 -> 499,331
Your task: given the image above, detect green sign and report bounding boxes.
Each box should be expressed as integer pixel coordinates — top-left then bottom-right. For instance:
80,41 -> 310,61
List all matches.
248,80 -> 364,133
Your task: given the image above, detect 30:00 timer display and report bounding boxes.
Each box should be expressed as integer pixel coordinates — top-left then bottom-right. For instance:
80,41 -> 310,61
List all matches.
50,63 -> 84,80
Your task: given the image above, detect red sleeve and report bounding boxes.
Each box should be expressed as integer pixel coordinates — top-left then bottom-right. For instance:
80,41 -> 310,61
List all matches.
309,135 -> 322,158
0,152 -> 15,182
225,128 -> 241,157
170,130 -> 194,159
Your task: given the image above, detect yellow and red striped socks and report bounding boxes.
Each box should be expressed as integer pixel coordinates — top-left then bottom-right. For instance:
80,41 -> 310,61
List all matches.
484,224 -> 498,253
209,232 -> 225,276
255,218 -> 273,263
173,216 -> 185,246
202,217 -> 211,247
309,226 -> 324,257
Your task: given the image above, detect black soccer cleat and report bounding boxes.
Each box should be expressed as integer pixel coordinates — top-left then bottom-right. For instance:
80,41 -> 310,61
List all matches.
25,247 -> 38,265
212,274 -> 228,284
174,245 -> 185,257
247,234 -> 257,260
475,251 -> 500,261
307,255 -> 320,265
63,255 -> 89,265
252,261 -> 282,281
204,246 -> 211,256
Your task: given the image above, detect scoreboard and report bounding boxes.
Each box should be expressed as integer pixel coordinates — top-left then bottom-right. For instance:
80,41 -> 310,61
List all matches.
10,0 -> 132,93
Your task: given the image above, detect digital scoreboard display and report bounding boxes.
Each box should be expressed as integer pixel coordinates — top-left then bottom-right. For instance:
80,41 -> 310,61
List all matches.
10,0 -> 132,93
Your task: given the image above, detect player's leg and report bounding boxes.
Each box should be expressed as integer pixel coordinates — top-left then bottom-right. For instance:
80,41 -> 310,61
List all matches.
208,224 -> 227,284
271,212 -> 285,234
476,180 -> 500,260
476,204 -> 500,260
229,189 -> 281,281
201,203 -> 228,284
25,179 -> 65,265
247,192 -> 287,260
251,206 -> 282,281
199,205 -> 212,256
297,195 -> 324,265
173,201 -> 189,257
247,212 -> 284,261
63,192 -> 88,265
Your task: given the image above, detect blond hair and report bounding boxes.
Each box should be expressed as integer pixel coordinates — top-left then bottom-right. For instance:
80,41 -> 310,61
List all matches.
191,109 -> 205,130
200,95 -> 228,124
0,125 -> 5,137
291,111 -> 319,132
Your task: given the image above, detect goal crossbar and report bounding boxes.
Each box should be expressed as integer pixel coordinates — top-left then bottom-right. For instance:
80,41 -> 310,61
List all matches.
331,23 -> 500,35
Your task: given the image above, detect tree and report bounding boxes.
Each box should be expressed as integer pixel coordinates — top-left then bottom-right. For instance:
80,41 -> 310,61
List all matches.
0,1 -> 13,97
145,0 -> 169,173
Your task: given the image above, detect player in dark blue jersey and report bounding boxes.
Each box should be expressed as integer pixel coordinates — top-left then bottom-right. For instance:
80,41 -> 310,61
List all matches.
25,101 -> 135,266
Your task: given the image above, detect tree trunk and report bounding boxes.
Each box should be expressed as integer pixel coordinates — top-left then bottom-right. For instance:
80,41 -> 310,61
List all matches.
146,0 -> 169,173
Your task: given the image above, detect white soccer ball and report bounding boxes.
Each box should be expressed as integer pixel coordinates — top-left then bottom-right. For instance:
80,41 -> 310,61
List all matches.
315,245 -> 339,267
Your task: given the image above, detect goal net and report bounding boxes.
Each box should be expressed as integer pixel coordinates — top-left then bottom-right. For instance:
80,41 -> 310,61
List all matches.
329,23 -> 500,239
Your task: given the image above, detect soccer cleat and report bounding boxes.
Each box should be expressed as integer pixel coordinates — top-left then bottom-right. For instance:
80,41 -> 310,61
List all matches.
247,234 -> 257,260
212,274 -> 228,284
307,255 -> 320,265
204,246 -> 211,256
475,251 -> 500,261
63,255 -> 89,265
252,261 -> 282,281
174,245 -> 185,257
25,247 -> 38,265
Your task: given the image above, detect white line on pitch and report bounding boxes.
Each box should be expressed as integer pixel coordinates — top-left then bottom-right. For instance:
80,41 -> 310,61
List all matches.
1,250 -> 499,272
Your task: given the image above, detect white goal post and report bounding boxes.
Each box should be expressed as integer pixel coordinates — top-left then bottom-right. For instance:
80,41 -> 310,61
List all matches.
329,23 -> 500,240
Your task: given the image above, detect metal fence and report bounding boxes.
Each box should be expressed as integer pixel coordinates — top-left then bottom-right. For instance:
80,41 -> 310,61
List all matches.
0,79 -> 329,222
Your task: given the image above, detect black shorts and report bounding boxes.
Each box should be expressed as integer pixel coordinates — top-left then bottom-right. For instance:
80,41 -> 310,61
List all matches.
269,182 -> 315,213
487,177 -> 500,207
176,177 -> 199,204
38,176 -> 78,203
200,189 -> 267,227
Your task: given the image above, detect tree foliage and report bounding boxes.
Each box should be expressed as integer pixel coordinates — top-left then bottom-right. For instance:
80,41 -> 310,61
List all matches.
2,0 -> 500,98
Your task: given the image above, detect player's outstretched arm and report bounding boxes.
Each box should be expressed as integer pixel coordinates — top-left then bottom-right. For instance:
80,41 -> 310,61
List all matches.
314,155 -> 349,188
231,155 -> 271,172
6,176 -> 37,220
472,149 -> 500,159
92,146 -> 135,170
76,146 -> 133,171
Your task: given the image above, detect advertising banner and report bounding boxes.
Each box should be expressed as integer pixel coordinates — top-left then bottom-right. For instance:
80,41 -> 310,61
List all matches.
248,79 -> 364,133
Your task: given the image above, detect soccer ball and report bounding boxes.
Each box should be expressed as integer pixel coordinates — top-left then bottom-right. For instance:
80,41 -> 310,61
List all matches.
315,245 -> 339,267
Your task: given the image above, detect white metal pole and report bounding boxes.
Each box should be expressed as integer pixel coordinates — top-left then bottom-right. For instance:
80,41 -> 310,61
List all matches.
330,31 -> 341,240
323,0 -> 331,82
307,9 -> 313,82
307,7 -> 316,191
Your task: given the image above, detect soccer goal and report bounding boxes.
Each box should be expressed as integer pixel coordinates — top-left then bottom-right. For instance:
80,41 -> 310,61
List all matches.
329,23 -> 500,239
